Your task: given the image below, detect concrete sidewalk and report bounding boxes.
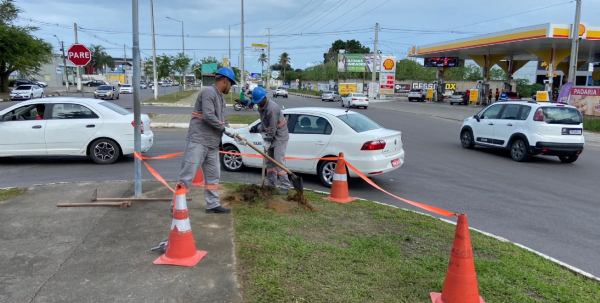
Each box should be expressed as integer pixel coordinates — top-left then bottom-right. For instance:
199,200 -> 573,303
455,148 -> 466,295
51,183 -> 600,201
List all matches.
150,113 -> 249,129
0,181 -> 242,303
370,100 -> 600,145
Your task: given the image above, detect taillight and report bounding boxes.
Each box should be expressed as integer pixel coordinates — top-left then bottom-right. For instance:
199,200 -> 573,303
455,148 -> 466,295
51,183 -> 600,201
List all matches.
131,121 -> 145,134
366,99 -> 369,101
556,104 -> 564,107
361,140 -> 386,150
352,98 -> 357,101
533,108 -> 544,122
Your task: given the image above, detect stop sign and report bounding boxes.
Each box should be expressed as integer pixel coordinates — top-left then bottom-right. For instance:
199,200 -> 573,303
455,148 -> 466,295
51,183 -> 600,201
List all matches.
67,44 -> 91,66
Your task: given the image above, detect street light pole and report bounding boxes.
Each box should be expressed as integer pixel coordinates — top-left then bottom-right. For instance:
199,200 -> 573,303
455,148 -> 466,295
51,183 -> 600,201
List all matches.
54,35 -> 69,91
132,0 -> 142,197
150,0 -> 158,100
568,0 -> 582,84
241,0 -> 245,87
167,17 -> 185,90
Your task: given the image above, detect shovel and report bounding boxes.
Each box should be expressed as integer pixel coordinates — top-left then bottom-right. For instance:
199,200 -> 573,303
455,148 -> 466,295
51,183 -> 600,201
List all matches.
261,146 -> 267,187
235,134 -> 303,195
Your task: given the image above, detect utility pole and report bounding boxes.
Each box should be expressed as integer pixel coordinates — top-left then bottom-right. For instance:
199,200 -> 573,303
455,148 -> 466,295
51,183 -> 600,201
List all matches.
182,22 -> 185,90
371,23 -> 379,97
61,41 -> 69,91
241,0 -> 245,88
74,23 -> 83,97
568,0 -> 582,84
229,25 -> 231,65
124,44 -> 127,84
267,28 -> 271,88
150,0 -> 158,100
132,0 -> 142,197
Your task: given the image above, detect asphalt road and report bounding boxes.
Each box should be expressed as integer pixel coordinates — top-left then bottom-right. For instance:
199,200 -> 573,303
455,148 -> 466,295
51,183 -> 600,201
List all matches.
2,94 -> 600,277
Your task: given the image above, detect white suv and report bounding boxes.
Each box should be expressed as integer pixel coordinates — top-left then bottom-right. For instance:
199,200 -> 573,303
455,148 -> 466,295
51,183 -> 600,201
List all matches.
273,87 -> 288,98
408,89 -> 425,102
460,101 -> 584,163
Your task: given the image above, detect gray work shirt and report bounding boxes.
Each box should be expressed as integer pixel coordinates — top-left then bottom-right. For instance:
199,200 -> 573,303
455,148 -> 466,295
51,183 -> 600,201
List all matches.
258,98 -> 289,147
186,85 -> 229,148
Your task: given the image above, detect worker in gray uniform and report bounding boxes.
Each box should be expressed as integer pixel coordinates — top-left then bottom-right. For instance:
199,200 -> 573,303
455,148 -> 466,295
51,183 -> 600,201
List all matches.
251,87 -> 291,195
174,67 -> 243,213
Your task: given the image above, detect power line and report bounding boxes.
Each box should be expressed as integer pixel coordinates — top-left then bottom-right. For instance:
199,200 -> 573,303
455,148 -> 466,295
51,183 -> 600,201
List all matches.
269,0 -> 314,29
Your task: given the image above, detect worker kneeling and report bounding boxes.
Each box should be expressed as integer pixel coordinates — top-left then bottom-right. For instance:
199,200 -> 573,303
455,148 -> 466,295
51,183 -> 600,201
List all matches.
252,87 -> 290,195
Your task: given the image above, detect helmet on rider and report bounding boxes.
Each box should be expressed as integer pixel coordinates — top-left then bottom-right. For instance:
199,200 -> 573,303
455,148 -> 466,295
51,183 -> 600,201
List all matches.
215,67 -> 236,85
252,87 -> 267,104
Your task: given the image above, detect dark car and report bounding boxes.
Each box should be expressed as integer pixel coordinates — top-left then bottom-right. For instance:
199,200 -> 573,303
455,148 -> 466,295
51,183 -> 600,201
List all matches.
11,79 -> 34,87
506,92 -> 520,99
87,80 -> 106,87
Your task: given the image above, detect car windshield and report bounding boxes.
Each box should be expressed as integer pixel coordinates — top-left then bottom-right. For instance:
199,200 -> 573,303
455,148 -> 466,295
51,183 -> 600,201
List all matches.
15,86 -> 31,90
337,113 -> 382,133
99,102 -> 131,115
542,107 -> 582,125
352,94 -> 366,98
410,89 -> 421,92
323,91 -> 333,94
122,84 -> 131,87
98,85 -> 112,90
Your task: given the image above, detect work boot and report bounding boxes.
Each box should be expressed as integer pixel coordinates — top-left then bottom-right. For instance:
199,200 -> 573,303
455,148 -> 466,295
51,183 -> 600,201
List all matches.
279,189 -> 289,196
206,206 -> 231,214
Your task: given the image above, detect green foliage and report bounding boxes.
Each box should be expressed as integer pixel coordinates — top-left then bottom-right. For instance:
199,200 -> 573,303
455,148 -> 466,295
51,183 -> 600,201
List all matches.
258,53 -> 267,80
87,44 -> 114,74
172,52 -> 191,77
583,117 -> 600,132
278,52 -> 291,80
323,39 -> 371,63
396,58 -> 436,80
516,78 -> 545,98
156,54 -> 173,80
489,67 -> 507,80
0,0 -> 53,92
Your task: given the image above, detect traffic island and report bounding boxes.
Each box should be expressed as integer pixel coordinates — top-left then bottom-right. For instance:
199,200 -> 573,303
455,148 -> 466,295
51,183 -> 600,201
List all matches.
225,183 -> 600,302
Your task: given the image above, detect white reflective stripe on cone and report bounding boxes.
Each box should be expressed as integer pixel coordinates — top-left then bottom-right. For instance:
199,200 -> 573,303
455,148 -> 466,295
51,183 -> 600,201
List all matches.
333,173 -> 347,182
171,218 -> 192,232
174,196 -> 188,210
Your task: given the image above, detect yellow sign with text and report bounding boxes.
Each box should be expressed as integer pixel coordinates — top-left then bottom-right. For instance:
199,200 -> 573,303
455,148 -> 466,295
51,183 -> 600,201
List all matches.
536,91 -> 549,102
222,58 -> 230,67
469,89 -> 479,102
426,89 -> 434,99
339,83 -> 357,94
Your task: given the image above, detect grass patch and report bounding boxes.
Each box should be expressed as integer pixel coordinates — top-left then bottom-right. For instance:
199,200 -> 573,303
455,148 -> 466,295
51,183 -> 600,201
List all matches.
142,90 -> 198,103
288,88 -> 323,97
221,92 -> 240,104
0,188 -> 26,202
583,117 -> 600,132
227,185 -> 600,303
228,114 -> 259,125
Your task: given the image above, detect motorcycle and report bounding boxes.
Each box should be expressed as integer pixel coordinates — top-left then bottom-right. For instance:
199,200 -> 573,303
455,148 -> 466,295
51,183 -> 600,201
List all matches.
233,99 -> 256,111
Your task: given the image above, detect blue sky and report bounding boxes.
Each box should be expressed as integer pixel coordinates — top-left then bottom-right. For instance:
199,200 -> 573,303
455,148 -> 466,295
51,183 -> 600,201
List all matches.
14,0 -> 599,78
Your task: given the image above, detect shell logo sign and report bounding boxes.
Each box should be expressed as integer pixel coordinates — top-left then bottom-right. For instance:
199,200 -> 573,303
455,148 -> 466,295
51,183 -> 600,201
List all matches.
579,24 -> 586,37
383,59 -> 395,71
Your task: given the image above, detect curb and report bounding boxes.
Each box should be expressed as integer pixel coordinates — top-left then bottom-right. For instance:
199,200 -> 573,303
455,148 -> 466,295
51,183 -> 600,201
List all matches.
289,93 -> 321,99
143,103 -> 234,108
151,123 -> 248,129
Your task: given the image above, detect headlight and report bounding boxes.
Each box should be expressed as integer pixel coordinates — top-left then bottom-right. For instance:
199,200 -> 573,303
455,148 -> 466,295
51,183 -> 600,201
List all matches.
94,91 -> 98,94
107,91 -> 112,95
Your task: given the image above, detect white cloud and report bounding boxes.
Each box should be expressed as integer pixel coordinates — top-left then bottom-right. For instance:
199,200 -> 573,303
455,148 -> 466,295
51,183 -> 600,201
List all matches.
306,62 -> 316,68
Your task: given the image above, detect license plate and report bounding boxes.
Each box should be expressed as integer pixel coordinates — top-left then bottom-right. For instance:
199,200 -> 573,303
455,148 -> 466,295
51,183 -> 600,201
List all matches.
99,94 -> 105,96
569,129 -> 582,135
391,158 -> 401,167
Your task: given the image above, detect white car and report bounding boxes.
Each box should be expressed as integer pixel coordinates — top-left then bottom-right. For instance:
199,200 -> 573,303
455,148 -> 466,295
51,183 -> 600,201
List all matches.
10,85 -> 44,101
342,93 -> 369,109
408,89 -> 425,102
0,98 -> 154,164
460,101 -> 584,163
220,107 -> 404,187
120,84 -> 133,94
273,87 -> 288,98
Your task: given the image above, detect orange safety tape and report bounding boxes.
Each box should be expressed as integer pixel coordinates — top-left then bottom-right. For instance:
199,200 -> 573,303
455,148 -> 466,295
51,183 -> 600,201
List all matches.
138,152 -> 184,160
134,152 -> 175,193
345,161 -> 456,217
219,150 -> 339,161
204,184 -> 218,190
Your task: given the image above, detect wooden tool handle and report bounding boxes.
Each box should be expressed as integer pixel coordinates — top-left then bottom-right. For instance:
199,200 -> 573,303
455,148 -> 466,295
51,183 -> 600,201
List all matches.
235,134 -> 292,174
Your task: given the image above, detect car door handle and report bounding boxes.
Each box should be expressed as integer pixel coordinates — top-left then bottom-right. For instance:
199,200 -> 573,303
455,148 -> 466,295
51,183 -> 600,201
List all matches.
316,141 -> 326,146
32,125 -> 42,129
506,123 -> 513,127
86,124 -> 95,128
488,123 -> 494,126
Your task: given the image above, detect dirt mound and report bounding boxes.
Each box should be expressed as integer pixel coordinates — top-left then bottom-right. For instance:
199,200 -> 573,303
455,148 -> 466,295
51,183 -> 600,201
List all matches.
287,192 -> 316,212
224,184 -> 316,213
265,199 -> 299,213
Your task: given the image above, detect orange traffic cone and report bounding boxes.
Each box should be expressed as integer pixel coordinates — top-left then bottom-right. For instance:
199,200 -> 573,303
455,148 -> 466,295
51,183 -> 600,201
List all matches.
323,153 -> 355,204
430,214 -> 485,303
192,168 -> 205,186
154,183 -> 207,267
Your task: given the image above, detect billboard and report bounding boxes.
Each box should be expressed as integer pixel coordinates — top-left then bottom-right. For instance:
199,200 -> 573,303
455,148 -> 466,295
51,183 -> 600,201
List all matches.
202,63 -> 218,74
339,83 -> 357,94
424,57 -> 460,67
222,58 -> 230,67
394,84 -> 411,93
337,54 -> 389,73
569,86 -> 600,116
379,56 -> 396,95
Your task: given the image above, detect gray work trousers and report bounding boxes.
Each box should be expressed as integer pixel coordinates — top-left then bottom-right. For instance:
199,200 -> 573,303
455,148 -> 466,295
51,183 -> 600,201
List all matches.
266,141 -> 291,190
173,140 -> 221,210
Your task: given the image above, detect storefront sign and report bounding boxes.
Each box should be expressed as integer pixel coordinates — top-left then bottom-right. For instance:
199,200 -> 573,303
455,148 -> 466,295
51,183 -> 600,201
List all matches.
569,86 -> 600,116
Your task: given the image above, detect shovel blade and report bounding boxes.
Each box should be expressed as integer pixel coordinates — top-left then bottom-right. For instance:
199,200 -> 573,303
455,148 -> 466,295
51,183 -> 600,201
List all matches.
291,174 -> 304,195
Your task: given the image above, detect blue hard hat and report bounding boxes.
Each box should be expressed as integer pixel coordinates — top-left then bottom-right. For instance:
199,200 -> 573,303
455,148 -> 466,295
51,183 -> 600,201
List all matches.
215,67 -> 236,85
252,87 -> 267,104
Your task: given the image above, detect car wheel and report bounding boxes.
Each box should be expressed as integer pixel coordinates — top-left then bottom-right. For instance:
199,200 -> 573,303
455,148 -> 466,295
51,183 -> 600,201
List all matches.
558,155 -> 579,163
233,103 -> 242,111
364,106 -> 368,109
510,139 -> 529,162
450,102 -> 454,105
117,94 -> 119,99
460,130 -> 475,149
221,145 -> 244,172
90,138 -> 120,164
341,101 -> 344,107
318,160 -> 337,188
274,95 -> 277,98
40,93 -> 44,98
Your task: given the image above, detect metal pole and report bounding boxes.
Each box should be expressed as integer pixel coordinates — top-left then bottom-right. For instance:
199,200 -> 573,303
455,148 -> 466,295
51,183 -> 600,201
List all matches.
240,0 -> 244,87
60,40 -> 70,91
372,23 -> 378,83
229,25 -> 231,66
74,23 -> 83,97
568,0 -> 582,84
150,0 -> 158,100
267,28 -> 270,89
182,22 -> 185,90
132,0 -> 142,197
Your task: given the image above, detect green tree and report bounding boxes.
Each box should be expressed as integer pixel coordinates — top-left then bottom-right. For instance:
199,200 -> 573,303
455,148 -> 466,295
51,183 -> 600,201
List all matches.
395,58 -> 436,80
156,54 -> 173,80
190,60 -> 202,79
489,67 -> 507,80
258,53 -> 267,80
278,52 -> 291,80
172,52 -> 191,79
0,0 -> 53,92
87,44 -> 114,74
323,39 -> 371,63
143,57 -> 155,81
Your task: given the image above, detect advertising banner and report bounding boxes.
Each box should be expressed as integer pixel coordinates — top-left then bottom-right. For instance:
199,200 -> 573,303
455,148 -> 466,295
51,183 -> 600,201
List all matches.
318,83 -> 330,91
337,54 -> 367,72
469,89 -> 479,102
557,82 -> 574,103
271,70 -> 280,79
222,58 -> 230,68
202,63 -> 218,74
339,83 -> 357,94
394,84 -> 411,93
379,56 -> 396,95
569,86 -> 600,116
426,89 -> 434,99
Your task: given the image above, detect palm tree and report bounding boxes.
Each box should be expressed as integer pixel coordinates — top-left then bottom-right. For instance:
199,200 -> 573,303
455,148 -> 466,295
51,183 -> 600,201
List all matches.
87,45 -> 114,74
258,53 -> 267,80
278,52 -> 290,80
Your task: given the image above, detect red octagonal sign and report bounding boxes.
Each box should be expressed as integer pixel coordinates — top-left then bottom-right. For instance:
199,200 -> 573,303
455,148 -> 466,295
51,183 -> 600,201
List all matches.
67,44 -> 91,66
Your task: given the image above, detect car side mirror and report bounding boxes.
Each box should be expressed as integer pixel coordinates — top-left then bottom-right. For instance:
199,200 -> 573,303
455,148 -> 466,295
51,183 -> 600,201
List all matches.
249,125 -> 257,133
474,115 -> 480,122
